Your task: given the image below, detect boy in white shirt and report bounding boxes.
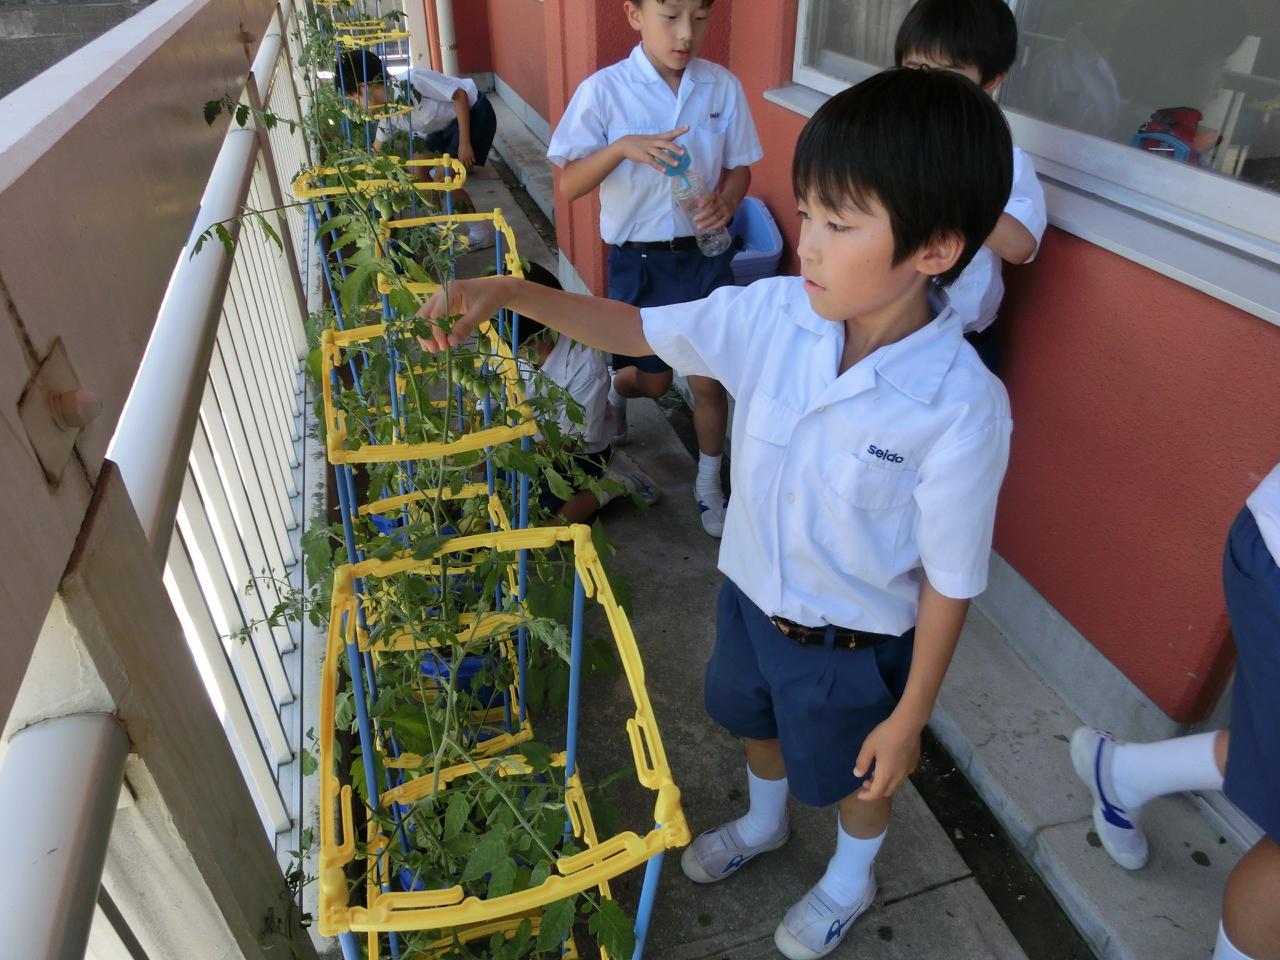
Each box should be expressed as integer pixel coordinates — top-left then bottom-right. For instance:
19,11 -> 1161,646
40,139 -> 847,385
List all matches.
546,0 -> 762,538
418,68 -> 1014,957
516,262 -> 660,523
335,50 -> 498,249
895,0 -> 1048,374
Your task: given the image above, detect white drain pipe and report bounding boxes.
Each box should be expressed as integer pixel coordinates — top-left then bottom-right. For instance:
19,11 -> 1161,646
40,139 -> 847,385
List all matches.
434,0 -> 459,76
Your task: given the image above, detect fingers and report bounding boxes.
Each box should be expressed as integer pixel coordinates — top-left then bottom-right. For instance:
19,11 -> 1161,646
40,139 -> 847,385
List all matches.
415,286 -> 464,352
852,741 -> 875,781
659,124 -> 690,141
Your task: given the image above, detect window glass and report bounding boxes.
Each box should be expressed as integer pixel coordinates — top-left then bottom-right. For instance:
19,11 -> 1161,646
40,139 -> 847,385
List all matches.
798,0 -> 915,83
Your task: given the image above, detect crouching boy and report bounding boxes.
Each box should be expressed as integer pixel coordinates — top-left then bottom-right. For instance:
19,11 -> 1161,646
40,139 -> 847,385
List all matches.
417,68 -> 1013,958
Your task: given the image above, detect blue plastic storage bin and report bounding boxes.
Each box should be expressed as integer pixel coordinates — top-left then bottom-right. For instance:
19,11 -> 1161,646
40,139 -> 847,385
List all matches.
729,196 -> 783,286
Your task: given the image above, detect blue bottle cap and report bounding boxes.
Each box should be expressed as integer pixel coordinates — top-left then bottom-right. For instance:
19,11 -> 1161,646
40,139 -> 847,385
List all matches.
660,147 -> 692,183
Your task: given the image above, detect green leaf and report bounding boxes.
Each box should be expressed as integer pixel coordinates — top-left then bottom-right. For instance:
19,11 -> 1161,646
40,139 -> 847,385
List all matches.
535,896 -> 576,951
588,897 -> 636,958
543,466 -> 574,501
529,860 -> 552,889
235,103 -> 250,127
443,793 -> 470,841
486,858 -> 516,899
411,534 -> 451,562
299,746 -> 318,777
460,830 -> 507,883
203,99 -> 221,125
214,222 -> 235,256
339,259 -> 381,317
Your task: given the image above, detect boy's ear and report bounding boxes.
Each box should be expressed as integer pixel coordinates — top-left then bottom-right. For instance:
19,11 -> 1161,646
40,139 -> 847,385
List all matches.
983,71 -> 1008,96
623,0 -> 643,30
914,232 -> 965,281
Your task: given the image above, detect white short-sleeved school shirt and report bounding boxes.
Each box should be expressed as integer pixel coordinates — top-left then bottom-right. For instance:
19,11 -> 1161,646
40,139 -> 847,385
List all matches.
947,146 -> 1048,334
376,68 -> 478,144
546,44 -> 763,245
642,277 -> 1012,635
1247,464 -> 1280,565
520,336 -> 612,455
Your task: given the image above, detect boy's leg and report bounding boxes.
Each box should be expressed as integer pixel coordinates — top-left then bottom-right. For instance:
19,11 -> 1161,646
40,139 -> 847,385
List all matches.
1219,836 -> 1280,959
689,374 -> 729,537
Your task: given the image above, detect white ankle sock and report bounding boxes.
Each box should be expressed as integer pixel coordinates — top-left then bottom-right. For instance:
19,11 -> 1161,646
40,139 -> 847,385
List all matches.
1213,921 -> 1254,960
818,819 -> 884,904
733,767 -> 788,845
608,383 -> 624,408
1111,731 -> 1224,810
695,453 -> 722,500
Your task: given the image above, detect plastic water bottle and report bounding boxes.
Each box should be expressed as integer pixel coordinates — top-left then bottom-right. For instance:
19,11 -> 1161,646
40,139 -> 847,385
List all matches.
664,149 -> 732,257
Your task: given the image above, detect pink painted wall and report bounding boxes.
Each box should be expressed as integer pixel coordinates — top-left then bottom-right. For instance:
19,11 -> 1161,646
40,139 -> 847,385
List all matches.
486,0 -> 550,120
451,0 -> 492,74
996,233 -> 1280,721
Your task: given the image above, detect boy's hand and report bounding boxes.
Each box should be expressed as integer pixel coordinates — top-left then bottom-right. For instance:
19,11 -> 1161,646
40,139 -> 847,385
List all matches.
416,277 -> 511,352
457,142 -> 477,168
852,713 -> 922,801
692,192 -> 733,231
616,126 -> 690,172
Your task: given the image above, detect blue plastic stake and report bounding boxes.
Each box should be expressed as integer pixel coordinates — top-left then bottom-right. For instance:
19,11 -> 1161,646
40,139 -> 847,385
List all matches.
632,847 -> 665,959
564,573 -> 586,781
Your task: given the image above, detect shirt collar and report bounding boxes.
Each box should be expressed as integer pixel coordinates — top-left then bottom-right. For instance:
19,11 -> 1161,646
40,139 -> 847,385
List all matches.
626,43 -> 713,85
872,285 -> 964,404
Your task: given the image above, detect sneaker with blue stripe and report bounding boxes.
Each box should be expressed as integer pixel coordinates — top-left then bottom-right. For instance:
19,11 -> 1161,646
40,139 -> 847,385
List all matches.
1070,726 -> 1149,870
680,820 -> 789,884
774,873 -> 876,960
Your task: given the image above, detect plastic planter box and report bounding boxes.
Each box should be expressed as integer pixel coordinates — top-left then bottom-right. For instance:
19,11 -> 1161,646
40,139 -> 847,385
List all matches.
729,196 -> 783,286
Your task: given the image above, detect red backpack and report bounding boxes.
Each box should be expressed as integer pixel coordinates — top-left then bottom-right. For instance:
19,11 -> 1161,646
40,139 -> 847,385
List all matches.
1132,107 -> 1204,163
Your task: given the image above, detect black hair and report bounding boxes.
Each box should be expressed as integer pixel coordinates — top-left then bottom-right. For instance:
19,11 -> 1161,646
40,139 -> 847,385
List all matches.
334,50 -> 386,95
515,260 -> 562,347
894,0 -> 1018,85
792,67 -> 1012,287
630,0 -> 715,7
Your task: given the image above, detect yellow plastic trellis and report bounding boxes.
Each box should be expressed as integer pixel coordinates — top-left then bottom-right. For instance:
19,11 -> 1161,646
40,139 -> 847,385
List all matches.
291,156 -> 467,200
375,913 -> 580,960
374,209 -> 525,296
316,524 -> 689,937
319,319 -> 538,466
336,28 -> 411,47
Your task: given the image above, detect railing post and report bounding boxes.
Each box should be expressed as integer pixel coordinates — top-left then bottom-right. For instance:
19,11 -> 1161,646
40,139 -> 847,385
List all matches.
0,713 -> 129,960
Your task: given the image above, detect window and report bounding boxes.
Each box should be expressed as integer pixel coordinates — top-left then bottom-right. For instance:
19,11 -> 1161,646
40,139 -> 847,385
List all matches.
788,0 -> 1280,320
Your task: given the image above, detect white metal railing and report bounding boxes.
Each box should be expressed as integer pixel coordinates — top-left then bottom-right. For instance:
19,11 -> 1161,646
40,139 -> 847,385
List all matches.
111,0 -> 314,853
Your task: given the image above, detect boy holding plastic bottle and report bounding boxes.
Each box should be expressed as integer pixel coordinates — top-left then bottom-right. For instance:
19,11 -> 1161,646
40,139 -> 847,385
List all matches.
546,0 -> 762,538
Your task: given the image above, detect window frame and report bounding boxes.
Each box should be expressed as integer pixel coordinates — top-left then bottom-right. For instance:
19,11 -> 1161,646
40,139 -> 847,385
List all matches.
788,0 -> 1280,323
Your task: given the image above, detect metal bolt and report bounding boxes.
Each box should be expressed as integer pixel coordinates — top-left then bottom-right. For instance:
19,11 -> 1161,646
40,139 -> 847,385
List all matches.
49,388 -> 102,431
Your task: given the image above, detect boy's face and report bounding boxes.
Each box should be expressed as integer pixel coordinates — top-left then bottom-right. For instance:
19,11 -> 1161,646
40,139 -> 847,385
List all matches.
351,81 -> 387,108
624,0 -> 712,80
900,52 -> 1002,96
796,193 -> 960,324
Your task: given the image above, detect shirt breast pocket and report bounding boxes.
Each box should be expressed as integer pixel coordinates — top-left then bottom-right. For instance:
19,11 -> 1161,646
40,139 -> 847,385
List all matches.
742,392 -> 801,490
816,455 -> 919,588
690,119 -> 729,176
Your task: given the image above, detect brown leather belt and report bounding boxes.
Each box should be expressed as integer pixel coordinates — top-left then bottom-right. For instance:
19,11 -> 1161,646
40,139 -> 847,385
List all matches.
769,615 -> 901,650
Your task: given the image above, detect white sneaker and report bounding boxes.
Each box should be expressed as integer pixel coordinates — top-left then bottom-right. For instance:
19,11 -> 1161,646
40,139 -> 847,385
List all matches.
467,221 -> 496,251
680,819 -> 790,884
774,875 -> 876,960
1070,726 -> 1149,870
604,455 -> 660,507
697,492 -> 726,538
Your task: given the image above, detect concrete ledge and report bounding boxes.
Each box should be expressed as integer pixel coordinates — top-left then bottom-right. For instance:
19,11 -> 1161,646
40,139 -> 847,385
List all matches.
976,553 -> 1184,743
932,606 -> 1240,960
493,73 -> 550,146
489,87 -> 555,226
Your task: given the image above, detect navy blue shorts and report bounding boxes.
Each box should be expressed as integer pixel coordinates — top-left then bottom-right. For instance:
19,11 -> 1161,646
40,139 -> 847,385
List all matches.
706,579 -> 915,807
607,243 -> 735,375
424,93 -> 497,166
1222,507 -> 1280,840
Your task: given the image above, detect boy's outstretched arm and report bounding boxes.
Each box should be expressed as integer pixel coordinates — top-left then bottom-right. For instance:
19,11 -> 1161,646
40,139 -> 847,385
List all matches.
985,213 -> 1037,264
853,578 -> 969,800
417,276 -> 651,357
559,126 -> 689,201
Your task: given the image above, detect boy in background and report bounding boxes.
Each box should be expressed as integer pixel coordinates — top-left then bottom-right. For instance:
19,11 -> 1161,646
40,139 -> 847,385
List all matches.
895,0 -> 1047,373
546,0 -> 762,537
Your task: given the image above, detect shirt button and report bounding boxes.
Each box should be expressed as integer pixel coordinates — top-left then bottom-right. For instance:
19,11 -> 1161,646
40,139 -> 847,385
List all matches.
786,493 -> 796,504
816,406 -> 825,413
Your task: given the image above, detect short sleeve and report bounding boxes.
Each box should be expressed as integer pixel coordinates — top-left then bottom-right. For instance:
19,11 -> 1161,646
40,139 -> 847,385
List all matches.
1004,148 -> 1047,261
913,417 -> 1012,599
548,81 -> 608,167
640,282 -> 759,397
413,69 -> 464,103
723,75 -> 763,169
